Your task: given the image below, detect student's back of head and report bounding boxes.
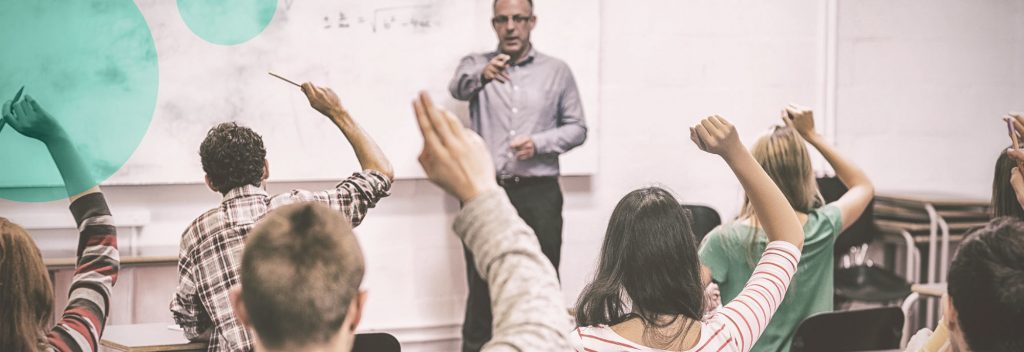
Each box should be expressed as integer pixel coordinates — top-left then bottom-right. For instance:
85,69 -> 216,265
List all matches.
200,122 -> 267,195
990,149 -> 1024,219
231,202 -> 366,352
946,217 -> 1024,352
741,126 -> 823,217
574,187 -> 705,340
0,218 -> 54,352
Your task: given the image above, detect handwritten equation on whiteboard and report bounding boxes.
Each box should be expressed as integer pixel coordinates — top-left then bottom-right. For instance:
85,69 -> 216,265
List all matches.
320,5 -> 437,33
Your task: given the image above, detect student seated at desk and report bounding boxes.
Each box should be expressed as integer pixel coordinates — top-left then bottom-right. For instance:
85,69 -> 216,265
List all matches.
572,115 -> 805,352
904,217 -> 1024,352
170,83 -> 394,352
0,97 -> 120,351
226,92 -> 570,351
698,105 -> 874,352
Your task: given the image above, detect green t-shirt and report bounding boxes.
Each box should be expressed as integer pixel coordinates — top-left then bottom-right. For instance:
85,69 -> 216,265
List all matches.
698,205 -> 843,352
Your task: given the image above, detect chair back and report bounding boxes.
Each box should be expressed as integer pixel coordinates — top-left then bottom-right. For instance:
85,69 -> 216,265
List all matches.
353,332 -> 401,352
680,204 -> 722,243
791,307 -> 904,352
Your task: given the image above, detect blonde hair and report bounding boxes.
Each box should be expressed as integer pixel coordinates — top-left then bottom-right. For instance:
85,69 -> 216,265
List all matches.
0,218 -> 54,352
737,126 -> 823,261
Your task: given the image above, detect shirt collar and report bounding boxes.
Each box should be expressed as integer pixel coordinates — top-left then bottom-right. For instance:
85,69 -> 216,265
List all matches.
498,46 -> 538,66
221,184 -> 268,204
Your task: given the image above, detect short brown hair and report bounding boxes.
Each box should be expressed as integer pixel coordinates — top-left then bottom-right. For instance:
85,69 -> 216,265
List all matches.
240,203 -> 365,349
0,218 -> 54,352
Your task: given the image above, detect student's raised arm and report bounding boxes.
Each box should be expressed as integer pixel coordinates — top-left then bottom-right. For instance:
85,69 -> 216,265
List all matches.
692,115 -> 803,248
413,91 -> 570,351
301,82 -> 394,181
784,104 -> 873,231
692,115 -> 802,352
4,96 -> 99,200
4,96 -> 119,351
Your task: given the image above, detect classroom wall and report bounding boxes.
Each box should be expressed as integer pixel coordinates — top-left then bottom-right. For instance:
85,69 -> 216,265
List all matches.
835,0 -> 1024,197
3,1 -> 1022,350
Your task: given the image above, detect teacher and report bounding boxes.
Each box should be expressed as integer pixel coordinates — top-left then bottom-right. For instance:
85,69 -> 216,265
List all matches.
448,0 -> 588,350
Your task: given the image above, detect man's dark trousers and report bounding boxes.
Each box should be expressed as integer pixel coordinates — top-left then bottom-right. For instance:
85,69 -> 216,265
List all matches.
460,176 -> 563,352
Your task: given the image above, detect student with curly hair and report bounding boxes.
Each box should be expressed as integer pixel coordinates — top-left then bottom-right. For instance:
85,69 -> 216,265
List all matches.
170,83 -> 394,352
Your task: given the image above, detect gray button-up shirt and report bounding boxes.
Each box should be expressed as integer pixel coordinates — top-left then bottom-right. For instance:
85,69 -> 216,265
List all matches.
449,48 -> 587,177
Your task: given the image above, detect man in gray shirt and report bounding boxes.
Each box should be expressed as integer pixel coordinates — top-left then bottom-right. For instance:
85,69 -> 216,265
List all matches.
448,0 -> 586,350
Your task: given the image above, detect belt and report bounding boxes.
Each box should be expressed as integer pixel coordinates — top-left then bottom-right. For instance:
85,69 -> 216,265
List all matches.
496,175 -> 556,187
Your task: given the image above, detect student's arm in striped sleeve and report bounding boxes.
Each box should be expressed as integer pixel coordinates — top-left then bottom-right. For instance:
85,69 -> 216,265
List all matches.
712,241 -> 800,352
47,191 -> 120,352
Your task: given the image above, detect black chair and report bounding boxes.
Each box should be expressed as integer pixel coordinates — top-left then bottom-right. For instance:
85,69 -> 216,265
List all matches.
680,204 -> 722,243
818,176 -> 912,305
353,332 -> 401,352
790,307 -> 904,352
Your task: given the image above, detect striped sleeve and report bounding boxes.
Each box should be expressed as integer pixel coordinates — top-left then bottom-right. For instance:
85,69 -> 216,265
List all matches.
47,192 -> 120,352
708,241 -> 800,352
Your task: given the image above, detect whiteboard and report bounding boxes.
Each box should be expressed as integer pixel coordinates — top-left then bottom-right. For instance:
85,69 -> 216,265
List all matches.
107,0 -> 599,185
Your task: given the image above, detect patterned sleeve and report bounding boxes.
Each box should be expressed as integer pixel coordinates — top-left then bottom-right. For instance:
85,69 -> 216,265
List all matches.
706,241 -> 801,352
170,236 -> 212,340
273,170 -> 391,228
46,192 -> 120,352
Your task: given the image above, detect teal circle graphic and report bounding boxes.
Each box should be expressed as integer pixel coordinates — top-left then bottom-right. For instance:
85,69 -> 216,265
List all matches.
0,0 -> 158,202
177,0 -> 277,46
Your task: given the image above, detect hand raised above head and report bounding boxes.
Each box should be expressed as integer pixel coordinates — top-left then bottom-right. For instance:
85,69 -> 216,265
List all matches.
691,115 -> 743,159
782,103 -> 816,138
413,91 -> 498,202
4,95 -> 67,144
301,82 -> 346,120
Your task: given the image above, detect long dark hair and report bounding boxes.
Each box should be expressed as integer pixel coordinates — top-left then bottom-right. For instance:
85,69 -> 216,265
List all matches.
0,218 -> 54,352
992,148 -> 1024,219
574,187 -> 705,346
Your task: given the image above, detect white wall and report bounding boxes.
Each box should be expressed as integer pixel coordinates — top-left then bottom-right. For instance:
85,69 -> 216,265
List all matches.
2,1 -> 1022,350
835,0 -> 1024,198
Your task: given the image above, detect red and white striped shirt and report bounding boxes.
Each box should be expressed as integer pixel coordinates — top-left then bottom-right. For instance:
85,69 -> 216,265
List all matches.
571,241 -> 801,352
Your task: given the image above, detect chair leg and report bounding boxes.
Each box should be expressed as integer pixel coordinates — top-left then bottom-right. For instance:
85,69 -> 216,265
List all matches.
900,292 -> 920,348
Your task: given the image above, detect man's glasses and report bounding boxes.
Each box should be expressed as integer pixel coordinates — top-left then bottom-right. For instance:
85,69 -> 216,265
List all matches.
492,15 -> 534,26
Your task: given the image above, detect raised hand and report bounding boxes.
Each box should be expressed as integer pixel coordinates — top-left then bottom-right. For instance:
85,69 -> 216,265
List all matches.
413,91 -> 498,202
301,83 -> 346,121
2,95 -> 96,199
690,115 -> 743,159
2,95 -> 67,144
482,54 -> 511,84
783,103 -> 817,138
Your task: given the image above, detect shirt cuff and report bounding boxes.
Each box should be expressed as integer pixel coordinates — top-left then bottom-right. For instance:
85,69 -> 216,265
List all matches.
69,192 -> 111,228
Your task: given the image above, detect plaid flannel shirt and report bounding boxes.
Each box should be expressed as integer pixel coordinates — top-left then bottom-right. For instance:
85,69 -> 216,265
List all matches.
170,170 -> 391,352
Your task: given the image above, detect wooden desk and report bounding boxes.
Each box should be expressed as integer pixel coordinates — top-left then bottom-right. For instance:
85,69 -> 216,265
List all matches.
911,283 -> 947,298
875,192 -> 990,208
100,323 -> 207,352
42,245 -> 179,269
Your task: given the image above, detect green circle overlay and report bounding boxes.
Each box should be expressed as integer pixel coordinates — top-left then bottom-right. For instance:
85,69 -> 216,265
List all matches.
0,0 -> 158,202
177,0 -> 277,46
